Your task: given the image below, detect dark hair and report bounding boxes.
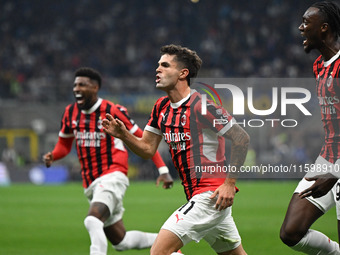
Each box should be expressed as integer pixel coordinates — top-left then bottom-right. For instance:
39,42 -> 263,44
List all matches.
160,44 -> 202,85
75,67 -> 102,88
311,1 -> 340,39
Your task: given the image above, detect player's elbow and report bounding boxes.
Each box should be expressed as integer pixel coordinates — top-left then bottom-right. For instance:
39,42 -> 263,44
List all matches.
140,149 -> 157,160
233,129 -> 250,148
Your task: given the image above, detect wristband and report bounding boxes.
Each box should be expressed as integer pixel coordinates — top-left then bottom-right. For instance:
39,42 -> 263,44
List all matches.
158,166 -> 169,175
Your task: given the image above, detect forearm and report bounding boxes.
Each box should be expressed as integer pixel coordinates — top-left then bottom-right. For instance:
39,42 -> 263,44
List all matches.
103,114 -> 160,159
226,125 -> 250,179
132,127 -> 165,164
120,130 -> 158,159
52,137 -> 73,160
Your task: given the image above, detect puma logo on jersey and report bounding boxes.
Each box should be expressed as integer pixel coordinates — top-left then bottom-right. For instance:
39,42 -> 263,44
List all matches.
160,112 -> 168,121
175,214 -> 183,223
72,120 -> 78,127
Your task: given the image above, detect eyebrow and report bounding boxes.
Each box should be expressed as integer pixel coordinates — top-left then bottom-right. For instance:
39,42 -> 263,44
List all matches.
159,61 -> 171,67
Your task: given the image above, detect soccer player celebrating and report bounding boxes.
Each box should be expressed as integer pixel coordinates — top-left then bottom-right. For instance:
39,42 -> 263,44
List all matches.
103,44 -> 249,255
280,1 -> 340,254
43,67 -> 173,255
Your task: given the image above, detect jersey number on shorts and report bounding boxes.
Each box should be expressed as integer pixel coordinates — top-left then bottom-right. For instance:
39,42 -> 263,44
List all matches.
178,201 -> 195,215
336,183 -> 340,201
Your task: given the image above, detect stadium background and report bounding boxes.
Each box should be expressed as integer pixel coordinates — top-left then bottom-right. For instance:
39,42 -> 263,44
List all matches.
0,0 -> 324,182
0,1 -> 337,254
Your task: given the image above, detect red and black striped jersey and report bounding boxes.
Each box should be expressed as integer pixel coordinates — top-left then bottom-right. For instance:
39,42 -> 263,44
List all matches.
313,51 -> 340,163
145,91 -> 234,200
59,98 -> 138,188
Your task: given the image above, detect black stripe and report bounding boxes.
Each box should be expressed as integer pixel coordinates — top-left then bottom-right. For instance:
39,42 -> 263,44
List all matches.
64,104 -> 75,133
74,107 -> 89,187
105,104 -> 113,169
85,113 -> 95,183
150,97 -> 170,128
95,106 -> 103,176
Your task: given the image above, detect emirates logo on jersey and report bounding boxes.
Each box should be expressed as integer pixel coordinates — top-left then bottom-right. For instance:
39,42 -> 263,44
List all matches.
318,96 -> 340,106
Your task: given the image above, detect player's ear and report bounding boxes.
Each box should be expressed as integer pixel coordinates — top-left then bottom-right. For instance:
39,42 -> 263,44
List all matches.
321,23 -> 329,32
179,68 -> 189,80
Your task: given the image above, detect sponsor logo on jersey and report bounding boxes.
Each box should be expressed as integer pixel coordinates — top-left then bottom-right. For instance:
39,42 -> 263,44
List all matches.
74,131 -> 106,147
318,96 -> 340,106
72,120 -> 78,128
160,112 -> 168,122
163,131 -> 191,151
163,131 -> 191,143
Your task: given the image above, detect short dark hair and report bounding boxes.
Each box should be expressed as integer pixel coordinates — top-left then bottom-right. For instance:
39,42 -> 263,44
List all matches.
160,44 -> 202,85
311,1 -> 340,40
75,67 -> 102,88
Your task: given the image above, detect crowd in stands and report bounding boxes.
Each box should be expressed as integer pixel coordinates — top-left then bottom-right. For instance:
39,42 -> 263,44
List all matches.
1,0 -> 317,102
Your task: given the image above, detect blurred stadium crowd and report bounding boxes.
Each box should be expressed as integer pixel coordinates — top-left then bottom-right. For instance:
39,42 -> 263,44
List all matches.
0,0 -> 324,181
1,0 -> 316,101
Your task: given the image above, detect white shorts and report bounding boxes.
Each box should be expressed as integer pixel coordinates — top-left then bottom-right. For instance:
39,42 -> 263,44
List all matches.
161,191 -> 241,253
84,171 -> 129,227
294,155 -> 340,219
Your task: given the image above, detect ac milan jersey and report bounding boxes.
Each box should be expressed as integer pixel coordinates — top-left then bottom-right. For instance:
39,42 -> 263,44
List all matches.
145,91 -> 234,200
313,51 -> 340,163
59,98 -> 138,188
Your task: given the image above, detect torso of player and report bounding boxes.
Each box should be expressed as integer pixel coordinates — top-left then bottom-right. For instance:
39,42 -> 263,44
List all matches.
314,53 -> 340,162
60,98 -> 130,187
147,92 -> 233,199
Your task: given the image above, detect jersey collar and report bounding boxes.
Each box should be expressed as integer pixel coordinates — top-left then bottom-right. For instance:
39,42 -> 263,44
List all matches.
324,50 -> 340,67
170,92 -> 191,109
81,98 -> 102,114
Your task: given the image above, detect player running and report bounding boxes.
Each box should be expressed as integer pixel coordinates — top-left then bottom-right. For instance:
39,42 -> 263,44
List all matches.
280,1 -> 340,254
43,67 -> 173,255
103,44 -> 249,255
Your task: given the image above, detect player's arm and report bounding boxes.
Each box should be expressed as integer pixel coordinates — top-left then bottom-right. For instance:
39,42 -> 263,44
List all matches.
43,137 -> 74,167
133,127 -> 174,189
103,113 -> 162,159
210,124 -> 250,211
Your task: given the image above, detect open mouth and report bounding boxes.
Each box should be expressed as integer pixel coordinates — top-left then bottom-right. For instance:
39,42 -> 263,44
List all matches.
303,38 -> 308,46
301,33 -> 308,46
156,75 -> 161,83
75,94 -> 84,104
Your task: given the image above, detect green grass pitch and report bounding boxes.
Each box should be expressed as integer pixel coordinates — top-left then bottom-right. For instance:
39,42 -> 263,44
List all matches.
0,180 -> 337,254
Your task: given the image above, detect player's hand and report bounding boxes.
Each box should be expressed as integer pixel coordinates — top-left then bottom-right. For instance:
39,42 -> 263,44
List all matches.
43,152 -> 53,167
156,173 -> 174,189
102,113 -> 127,139
299,174 -> 338,199
210,182 -> 236,211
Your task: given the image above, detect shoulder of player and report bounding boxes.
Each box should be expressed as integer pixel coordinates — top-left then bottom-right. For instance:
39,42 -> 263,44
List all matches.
154,96 -> 170,110
313,55 -> 323,67
64,102 -> 78,113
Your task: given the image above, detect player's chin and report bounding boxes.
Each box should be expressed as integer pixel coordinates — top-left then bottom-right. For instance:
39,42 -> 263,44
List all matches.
156,83 -> 169,91
303,44 -> 313,54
